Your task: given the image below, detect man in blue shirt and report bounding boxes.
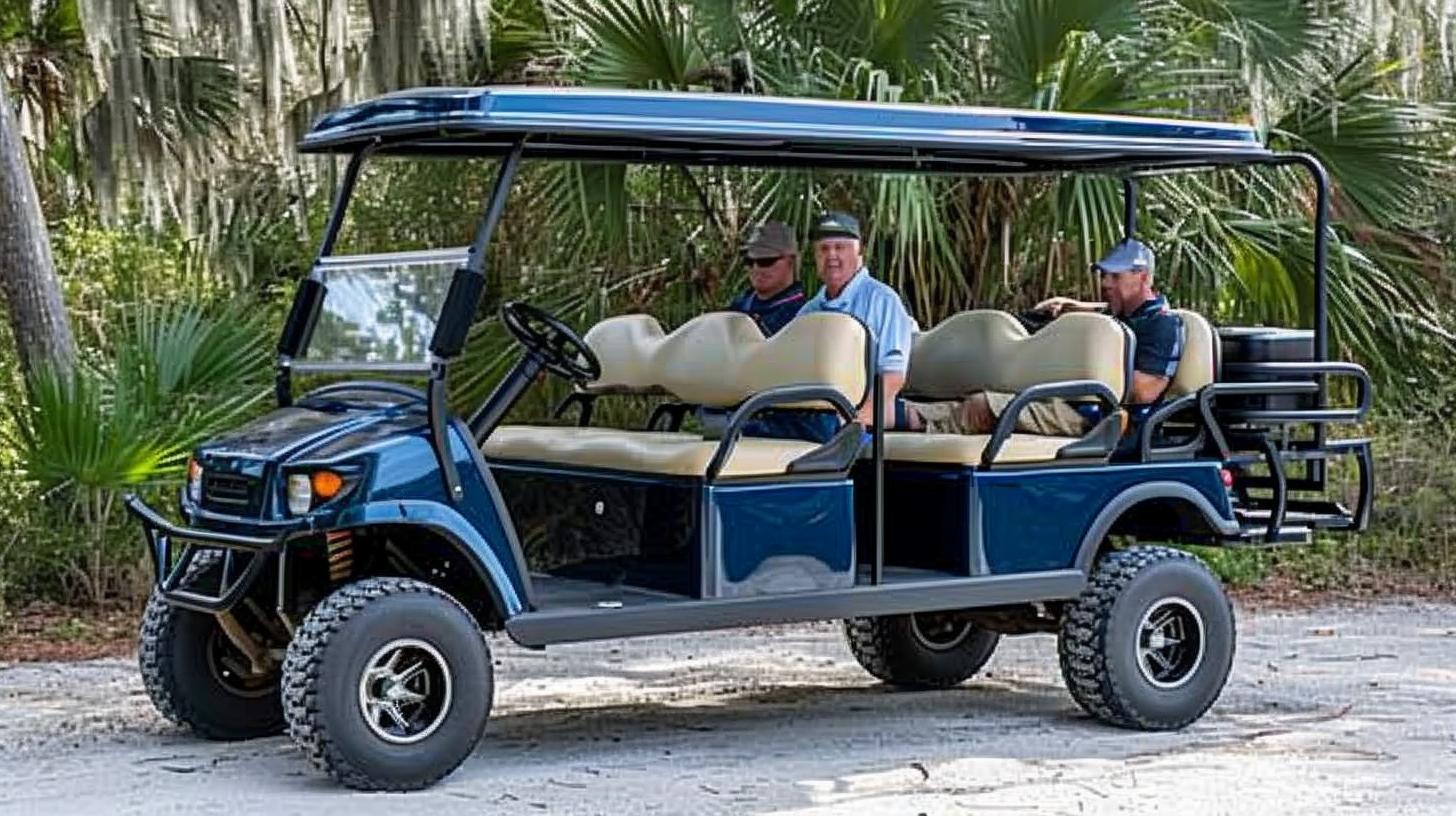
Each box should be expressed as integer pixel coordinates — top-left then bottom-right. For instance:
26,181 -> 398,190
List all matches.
906,238 -> 1183,437
727,221 -> 806,336
798,211 -> 919,429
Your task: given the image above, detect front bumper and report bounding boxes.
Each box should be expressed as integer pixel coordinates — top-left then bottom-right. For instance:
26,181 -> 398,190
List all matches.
125,495 -> 300,613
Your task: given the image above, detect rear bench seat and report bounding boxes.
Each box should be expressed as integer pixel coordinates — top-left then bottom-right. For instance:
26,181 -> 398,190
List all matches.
886,310 -> 1132,466
483,311 -> 868,478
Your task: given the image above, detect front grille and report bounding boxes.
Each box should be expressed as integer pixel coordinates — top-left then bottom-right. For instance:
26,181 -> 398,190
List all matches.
202,472 -> 259,515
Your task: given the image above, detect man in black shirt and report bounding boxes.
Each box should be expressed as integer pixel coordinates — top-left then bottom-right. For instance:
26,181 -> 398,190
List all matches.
907,238 -> 1183,436
727,221 -> 806,336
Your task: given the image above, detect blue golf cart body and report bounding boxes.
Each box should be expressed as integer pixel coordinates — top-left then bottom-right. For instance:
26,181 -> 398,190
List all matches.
125,87 -> 1374,791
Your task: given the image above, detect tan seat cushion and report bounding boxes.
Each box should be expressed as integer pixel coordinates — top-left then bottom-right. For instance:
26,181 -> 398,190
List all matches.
904,310 -> 1129,402
483,425 -> 820,478
883,431 -> 1076,466
1167,309 -> 1217,397
579,311 -> 867,408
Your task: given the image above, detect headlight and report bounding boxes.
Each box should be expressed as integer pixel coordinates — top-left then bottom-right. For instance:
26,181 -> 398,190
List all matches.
287,474 -> 312,515
187,459 -> 203,504
286,469 -> 348,515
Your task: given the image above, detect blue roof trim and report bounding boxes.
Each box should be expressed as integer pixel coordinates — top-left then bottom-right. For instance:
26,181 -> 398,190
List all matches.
299,86 -> 1270,168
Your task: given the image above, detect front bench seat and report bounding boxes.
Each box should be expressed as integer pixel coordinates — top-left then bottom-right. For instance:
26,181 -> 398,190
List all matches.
884,310 -> 1133,466
483,311 -> 868,478
485,426 -> 820,478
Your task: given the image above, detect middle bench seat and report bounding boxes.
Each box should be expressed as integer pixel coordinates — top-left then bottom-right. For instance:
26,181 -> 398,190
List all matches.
483,311 -> 869,478
884,309 -> 1132,466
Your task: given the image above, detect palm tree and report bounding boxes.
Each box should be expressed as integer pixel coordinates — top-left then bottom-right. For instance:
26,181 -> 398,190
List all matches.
511,0 -> 1455,394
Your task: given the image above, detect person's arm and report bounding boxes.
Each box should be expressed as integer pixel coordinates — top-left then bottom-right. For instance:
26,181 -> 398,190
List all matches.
859,371 -> 904,427
1129,371 -> 1171,404
1127,312 -> 1183,404
1034,295 -> 1106,317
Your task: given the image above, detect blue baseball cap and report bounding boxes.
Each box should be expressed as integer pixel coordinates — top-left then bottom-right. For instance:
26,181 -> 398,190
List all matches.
1093,239 -> 1155,275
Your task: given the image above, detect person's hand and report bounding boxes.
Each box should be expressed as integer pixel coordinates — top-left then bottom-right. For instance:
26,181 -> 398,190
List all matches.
1033,296 -> 1077,317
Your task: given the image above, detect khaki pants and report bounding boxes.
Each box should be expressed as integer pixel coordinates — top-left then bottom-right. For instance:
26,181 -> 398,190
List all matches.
907,391 -> 1090,437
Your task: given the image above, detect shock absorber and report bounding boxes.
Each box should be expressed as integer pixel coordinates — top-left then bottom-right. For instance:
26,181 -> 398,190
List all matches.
326,530 -> 354,584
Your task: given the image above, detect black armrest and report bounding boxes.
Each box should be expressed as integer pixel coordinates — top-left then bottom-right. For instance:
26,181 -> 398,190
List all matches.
1134,392 -> 1206,462
646,402 -> 697,432
980,380 -> 1120,468
553,392 -> 597,426
705,385 -> 857,481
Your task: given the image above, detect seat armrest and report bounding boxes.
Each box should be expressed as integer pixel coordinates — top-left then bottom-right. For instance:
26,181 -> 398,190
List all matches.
980,379 -> 1120,468
705,384 -> 858,481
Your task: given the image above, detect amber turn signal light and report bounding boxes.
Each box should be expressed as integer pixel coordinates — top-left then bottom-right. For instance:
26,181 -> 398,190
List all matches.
311,470 -> 344,500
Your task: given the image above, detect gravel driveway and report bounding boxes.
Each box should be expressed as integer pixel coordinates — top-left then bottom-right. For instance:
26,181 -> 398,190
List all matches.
1,600 -> 1453,815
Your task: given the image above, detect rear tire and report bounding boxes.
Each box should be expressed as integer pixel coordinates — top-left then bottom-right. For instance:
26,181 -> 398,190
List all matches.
138,581 -> 285,740
1058,546 -> 1235,730
281,577 -> 492,791
844,612 -> 1000,689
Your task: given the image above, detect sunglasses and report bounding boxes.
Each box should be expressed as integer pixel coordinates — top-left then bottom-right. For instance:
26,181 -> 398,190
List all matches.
745,256 -> 783,268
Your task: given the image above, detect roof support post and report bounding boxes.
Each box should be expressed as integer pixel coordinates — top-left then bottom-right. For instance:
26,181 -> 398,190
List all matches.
429,139 -> 526,502
1267,152 -> 1332,461
1122,177 -> 1138,240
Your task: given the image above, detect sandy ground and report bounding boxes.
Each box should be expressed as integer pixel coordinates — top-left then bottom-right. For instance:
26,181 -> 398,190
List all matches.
0,601 -> 1453,815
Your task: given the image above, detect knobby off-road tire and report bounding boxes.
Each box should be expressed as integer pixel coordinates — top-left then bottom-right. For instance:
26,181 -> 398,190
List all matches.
1058,545 -> 1235,730
281,577 -> 492,791
138,553 -> 285,740
844,612 -> 1000,689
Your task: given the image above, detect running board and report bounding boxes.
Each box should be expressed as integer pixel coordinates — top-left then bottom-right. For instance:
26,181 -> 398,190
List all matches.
505,570 -> 1087,648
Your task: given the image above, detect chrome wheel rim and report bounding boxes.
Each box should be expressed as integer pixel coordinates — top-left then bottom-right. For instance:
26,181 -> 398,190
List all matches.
357,638 -> 452,744
909,611 -> 973,651
1135,597 -> 1206,689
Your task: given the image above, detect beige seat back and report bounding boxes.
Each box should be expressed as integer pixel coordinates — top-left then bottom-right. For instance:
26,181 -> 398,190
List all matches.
580,311 -> 868,409
581,314 -> 670,394
904,310 -> 1130,402
1166,309 -> 1217,397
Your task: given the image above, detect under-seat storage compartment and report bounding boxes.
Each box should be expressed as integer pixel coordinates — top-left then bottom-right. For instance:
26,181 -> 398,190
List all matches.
492,464 -> 857,602
704,480 -> 857,598
492,465 -> 702,598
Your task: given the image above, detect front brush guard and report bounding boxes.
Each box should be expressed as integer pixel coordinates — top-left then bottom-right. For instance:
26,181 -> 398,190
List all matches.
125,495 -> 299,614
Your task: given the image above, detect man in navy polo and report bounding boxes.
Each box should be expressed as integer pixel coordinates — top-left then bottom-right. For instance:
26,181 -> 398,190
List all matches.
906,238 -> 1183,437
728,221 -> 806,336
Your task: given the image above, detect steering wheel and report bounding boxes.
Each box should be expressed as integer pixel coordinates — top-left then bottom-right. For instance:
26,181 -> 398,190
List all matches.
500,301 -> 602,383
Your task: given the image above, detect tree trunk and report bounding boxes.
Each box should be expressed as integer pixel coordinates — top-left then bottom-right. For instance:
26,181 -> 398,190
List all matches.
0,77 -> 75,377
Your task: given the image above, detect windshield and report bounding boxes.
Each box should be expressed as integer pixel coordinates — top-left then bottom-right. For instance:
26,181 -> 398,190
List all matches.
304,248 -> 467,369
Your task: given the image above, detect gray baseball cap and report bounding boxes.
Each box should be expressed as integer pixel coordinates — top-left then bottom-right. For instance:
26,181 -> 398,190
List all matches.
1093,239 -> 1155,275
742,221 -> 798,259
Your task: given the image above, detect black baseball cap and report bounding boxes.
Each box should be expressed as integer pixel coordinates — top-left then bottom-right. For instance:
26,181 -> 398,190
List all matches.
810,211 -> 861,241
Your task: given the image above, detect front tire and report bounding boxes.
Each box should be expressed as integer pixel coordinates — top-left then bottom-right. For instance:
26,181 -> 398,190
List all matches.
844,612 -> 1000,689
138,565 -> 284,740
1058,546 -> 1235,730
281,577 -> 492,791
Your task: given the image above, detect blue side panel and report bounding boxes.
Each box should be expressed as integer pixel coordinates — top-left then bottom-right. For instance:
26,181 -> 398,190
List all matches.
330,426 -> 530,616
977,462 -> 1230,574
707,480 -> 855,598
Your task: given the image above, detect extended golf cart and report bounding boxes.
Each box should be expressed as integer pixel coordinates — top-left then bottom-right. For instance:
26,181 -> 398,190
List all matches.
126,87 -> 1374,791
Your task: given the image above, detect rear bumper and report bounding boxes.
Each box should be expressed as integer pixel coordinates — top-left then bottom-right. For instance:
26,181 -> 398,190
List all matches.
125,495 -> 299,613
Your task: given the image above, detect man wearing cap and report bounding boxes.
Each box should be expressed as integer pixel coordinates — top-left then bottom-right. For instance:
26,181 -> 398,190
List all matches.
906,238 -> 1183,437
799,211 -> 919,429
729,221 -> 806,336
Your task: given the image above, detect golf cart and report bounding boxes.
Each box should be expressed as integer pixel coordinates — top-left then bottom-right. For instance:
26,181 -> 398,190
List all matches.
126,87 -> 1374,791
